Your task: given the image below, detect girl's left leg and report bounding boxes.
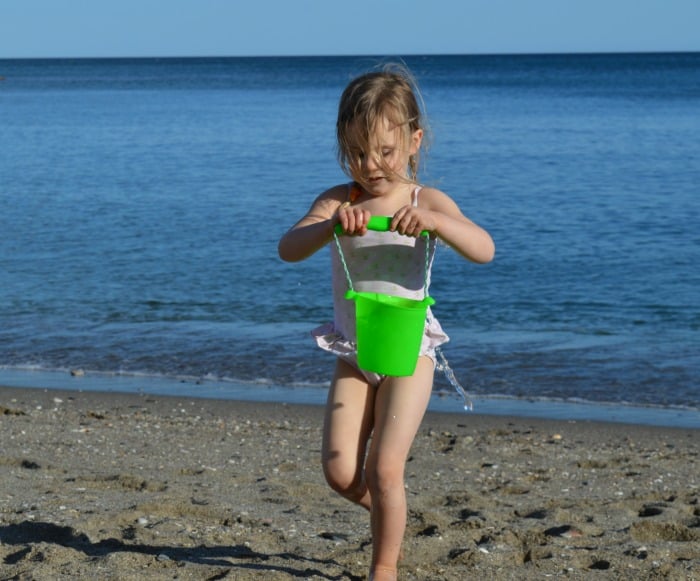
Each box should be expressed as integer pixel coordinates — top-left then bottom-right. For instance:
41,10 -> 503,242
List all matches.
365,356 -> 434,577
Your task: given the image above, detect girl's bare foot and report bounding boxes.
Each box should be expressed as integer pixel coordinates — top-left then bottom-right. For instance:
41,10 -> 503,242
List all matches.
369,566 -> 397,581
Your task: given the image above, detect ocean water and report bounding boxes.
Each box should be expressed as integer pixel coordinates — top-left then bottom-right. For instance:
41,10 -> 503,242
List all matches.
1,54 -> 698,426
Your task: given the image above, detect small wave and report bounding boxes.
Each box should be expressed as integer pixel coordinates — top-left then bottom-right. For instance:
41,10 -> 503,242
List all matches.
1,364 -> 697,429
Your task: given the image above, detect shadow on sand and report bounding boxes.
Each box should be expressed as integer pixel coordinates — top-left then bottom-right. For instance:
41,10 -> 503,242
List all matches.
1,521 -> 363,580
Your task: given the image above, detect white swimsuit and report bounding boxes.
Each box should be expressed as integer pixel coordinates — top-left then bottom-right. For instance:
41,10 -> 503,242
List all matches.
312,186 -> 449,385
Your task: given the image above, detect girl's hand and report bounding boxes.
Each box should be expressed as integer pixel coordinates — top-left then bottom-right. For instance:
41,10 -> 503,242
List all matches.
391,206 -> 436,237
337,205 -> 371,235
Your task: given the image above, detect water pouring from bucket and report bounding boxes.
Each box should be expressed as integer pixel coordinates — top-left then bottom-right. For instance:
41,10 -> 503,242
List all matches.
333,216 -> 435,377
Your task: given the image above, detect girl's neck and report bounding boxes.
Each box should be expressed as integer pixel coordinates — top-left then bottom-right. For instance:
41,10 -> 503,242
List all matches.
354,180 -> 416,214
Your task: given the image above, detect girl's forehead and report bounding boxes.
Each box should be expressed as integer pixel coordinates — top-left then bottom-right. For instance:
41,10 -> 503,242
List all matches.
348,116 -> 405,147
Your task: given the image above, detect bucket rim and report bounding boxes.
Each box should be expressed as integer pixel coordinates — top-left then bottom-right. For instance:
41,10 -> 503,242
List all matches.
345,289 -> 435,307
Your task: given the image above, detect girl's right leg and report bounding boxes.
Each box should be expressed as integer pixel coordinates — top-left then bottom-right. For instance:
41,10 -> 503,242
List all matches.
321,358 -> 376,510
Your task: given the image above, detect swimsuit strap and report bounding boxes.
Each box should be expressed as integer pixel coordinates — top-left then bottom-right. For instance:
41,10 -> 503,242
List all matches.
412,185 -> 422,207
349,183 -> 362,203
339,183 -> 362,210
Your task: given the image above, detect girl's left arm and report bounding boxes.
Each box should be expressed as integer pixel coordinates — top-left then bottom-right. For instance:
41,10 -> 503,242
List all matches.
392,188 -> 495,264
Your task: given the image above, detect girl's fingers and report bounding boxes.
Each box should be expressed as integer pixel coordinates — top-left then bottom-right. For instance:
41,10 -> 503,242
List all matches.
393,210 -> 416,236
390,207 -> 408,232
354,210 -> 363,231
392,207 -> 434,237
339,208 -> 370,234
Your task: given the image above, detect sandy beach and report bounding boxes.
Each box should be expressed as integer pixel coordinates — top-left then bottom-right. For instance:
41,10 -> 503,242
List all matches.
0,385 -> 698,580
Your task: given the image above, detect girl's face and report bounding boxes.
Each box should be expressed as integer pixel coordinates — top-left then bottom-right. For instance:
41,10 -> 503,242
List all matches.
348,116 -> 422,196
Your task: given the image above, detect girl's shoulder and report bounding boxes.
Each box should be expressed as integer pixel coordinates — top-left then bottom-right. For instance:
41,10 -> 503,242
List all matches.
416,185 -> 465,216
321,183 -> 353,200
302,183 -> 353,221
313,183 -> 353,204
416,185 -> 451,205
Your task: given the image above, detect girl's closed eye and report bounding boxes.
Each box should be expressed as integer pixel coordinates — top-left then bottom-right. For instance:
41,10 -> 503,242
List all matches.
351,149 -> 365,161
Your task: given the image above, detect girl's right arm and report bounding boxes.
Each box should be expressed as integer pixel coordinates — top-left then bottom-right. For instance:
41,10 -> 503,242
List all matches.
277,186 -> 344,262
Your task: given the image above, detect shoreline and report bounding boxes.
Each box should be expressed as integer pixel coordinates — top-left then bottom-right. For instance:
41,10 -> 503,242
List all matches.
0,368 -> 698,429
1,385 -> 698,579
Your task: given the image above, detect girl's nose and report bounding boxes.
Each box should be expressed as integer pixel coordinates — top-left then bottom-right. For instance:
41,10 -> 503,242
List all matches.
363,152 -> 380,172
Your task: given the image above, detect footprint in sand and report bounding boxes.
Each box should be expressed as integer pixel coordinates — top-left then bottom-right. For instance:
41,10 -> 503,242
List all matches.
631,520 -> 699,542
638,504 -> 664,517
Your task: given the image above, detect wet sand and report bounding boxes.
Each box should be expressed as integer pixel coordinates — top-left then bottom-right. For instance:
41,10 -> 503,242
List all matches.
0,386 -> 698,579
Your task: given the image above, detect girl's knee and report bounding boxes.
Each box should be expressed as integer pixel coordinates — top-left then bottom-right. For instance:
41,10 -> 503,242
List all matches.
323,461 -> 364,500
365,460 -> 404,497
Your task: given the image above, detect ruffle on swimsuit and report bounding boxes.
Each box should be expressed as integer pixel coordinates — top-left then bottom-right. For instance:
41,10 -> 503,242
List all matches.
312,312 -> 449,386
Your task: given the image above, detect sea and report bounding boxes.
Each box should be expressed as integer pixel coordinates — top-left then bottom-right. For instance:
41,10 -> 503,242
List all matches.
1,53 -> 698,428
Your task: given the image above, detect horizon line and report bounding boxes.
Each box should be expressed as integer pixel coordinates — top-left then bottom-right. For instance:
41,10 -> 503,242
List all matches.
1,49 -> 699,61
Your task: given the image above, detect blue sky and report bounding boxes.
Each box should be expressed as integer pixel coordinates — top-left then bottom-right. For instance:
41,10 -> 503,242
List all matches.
1,0 -> 698,58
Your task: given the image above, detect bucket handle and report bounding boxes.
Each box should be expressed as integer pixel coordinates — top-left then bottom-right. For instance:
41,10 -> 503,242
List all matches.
333,216 -> 432,299
334,215 -> 429,237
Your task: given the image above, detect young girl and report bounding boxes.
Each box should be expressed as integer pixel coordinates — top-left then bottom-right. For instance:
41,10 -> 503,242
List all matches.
278,65 -> 494,580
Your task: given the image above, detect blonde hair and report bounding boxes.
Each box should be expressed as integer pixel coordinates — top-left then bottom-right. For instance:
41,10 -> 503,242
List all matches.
336,64 -> 428,183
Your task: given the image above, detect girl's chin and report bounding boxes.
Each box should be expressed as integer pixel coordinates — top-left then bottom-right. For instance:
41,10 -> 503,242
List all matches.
364,177 -> 390,189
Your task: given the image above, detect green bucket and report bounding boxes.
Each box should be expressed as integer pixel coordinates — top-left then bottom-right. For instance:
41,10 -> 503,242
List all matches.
346,289 -> 435,376
334,216 -> 435,377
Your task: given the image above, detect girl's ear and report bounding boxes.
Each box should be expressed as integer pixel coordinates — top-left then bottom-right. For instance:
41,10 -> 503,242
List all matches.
409,129 -> 423,154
